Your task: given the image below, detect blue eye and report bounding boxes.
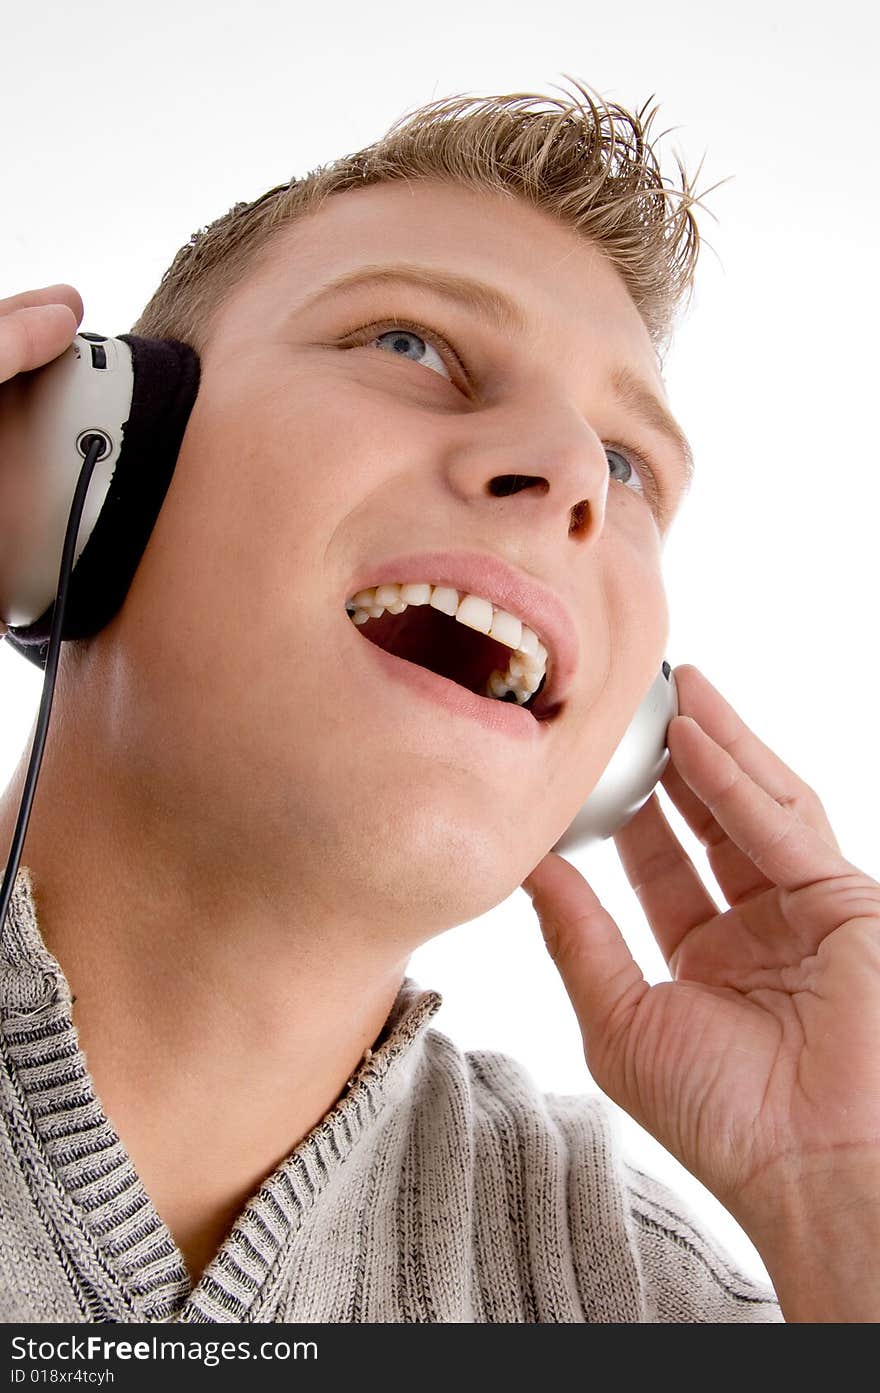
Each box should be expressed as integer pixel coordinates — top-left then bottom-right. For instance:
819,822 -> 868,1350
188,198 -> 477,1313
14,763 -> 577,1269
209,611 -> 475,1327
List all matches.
371,328 -> 451,380
607,445 -> 643,490
606,445 -> 649,504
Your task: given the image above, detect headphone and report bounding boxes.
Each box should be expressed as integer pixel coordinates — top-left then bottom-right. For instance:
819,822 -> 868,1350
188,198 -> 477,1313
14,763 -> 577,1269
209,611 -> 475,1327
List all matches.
0,333 -> 678,929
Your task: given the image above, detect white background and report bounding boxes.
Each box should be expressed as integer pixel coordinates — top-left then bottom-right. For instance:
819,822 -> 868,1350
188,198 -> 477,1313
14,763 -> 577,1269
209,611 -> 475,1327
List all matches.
2,0 -> 878,1291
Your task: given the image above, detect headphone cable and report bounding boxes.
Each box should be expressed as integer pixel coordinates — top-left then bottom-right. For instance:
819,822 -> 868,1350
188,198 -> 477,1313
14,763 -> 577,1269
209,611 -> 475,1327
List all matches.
0,433 -> 107,932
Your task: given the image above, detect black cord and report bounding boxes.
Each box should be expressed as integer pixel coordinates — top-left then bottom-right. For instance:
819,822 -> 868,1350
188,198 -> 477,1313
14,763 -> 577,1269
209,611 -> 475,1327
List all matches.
0,433 -> 107,933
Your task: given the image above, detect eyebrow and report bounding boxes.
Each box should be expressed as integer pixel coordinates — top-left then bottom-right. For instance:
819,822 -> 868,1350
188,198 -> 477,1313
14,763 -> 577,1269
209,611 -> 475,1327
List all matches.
301,263 -> 695,489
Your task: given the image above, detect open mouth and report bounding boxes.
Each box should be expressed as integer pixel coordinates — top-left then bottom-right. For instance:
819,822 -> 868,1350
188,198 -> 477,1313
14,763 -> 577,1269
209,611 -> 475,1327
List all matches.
345,585 -> 559,722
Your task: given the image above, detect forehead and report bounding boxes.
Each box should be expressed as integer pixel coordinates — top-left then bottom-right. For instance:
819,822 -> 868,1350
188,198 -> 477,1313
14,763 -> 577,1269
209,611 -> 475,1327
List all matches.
227,179 -> 662,384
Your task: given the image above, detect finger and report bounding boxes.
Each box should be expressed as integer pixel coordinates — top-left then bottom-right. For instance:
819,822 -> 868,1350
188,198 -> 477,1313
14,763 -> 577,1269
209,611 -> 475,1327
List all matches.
659,753 -> 778,907
612,789 -> 722,969
0,303 -> 79,381
666,715 -> 853,891
668,664 -> 841,854
522,852 -> 649,1060
662,665 -> 842,908
0,284 -> 84,323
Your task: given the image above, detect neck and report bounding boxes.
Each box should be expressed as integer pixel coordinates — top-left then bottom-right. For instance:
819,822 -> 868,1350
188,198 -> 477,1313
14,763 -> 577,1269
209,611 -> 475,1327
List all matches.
0,685 -> 410,1283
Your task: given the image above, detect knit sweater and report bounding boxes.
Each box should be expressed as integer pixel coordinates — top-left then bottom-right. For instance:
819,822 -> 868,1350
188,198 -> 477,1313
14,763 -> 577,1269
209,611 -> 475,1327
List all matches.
0,865 -> 783,1323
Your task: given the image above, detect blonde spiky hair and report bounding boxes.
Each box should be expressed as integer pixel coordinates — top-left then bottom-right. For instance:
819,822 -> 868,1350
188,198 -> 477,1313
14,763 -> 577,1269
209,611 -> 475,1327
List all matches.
131,76 -> 720,363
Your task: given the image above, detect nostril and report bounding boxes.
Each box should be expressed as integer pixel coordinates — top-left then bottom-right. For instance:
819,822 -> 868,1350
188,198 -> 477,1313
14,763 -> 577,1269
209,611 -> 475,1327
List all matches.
488,475 -> 547,497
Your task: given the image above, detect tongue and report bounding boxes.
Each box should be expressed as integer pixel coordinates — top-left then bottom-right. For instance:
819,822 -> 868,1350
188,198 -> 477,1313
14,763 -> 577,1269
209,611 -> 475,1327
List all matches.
358,606 -> 511,695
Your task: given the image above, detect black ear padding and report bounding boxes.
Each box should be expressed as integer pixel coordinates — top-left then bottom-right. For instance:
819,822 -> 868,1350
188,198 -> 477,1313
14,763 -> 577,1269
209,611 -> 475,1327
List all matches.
4,335 -> 201,671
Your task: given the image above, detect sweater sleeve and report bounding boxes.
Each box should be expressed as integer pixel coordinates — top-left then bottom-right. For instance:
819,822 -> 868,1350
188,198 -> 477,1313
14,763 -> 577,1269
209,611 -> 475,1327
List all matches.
619,1160 -> 784,1322
543,1088 -> 784,1323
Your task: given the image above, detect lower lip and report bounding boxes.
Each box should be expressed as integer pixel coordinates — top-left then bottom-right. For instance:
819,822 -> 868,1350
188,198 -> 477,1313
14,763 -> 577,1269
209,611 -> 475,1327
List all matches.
351,627 -> 549,742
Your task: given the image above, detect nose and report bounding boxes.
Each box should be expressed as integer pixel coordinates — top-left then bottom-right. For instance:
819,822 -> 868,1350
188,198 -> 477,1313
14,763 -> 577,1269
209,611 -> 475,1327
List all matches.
444,389 -> 610,542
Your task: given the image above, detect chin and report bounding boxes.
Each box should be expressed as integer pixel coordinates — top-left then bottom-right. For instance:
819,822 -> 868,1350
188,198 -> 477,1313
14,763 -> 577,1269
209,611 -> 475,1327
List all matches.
296,758 -> 542,936
348,801 -> 527,940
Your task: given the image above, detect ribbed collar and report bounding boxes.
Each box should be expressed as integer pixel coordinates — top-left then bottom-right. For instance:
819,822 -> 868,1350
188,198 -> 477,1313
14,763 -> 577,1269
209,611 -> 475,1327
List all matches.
0,865 -> 443,1323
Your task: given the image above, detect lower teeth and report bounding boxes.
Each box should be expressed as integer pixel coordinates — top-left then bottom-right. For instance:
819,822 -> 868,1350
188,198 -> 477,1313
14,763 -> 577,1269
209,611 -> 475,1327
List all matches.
484,671 -> 546,707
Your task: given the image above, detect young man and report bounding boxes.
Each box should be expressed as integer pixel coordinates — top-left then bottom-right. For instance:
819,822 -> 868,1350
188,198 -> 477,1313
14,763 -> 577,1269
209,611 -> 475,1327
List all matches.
1,81 -> 878,1323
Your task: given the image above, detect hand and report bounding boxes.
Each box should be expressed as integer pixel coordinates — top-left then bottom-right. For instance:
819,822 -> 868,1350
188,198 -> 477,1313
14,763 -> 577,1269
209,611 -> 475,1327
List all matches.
0,283 -> 82,383
0,283 -> 84,635
521,664 -> 880,1241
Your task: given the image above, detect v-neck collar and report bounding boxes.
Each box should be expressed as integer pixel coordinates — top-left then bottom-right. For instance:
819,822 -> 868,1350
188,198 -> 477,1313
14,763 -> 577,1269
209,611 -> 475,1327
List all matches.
1,865 -> 442,1322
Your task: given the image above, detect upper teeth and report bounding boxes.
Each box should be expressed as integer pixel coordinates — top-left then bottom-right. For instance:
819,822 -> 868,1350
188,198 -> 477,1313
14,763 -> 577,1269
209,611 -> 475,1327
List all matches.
345,582 -> 549,707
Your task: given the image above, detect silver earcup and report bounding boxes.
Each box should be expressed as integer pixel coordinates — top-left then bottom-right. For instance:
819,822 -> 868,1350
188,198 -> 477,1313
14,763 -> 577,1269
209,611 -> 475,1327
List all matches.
0,335 -> 134,629
551,662 -> 678,853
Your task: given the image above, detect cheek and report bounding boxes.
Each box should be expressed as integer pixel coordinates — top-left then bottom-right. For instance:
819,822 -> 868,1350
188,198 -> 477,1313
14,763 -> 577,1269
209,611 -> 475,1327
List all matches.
202,365 -> 417,528
143,363 -> 446,697
554,558 -> 669,804
598,545 -> 670,723
165,369 -> 397,596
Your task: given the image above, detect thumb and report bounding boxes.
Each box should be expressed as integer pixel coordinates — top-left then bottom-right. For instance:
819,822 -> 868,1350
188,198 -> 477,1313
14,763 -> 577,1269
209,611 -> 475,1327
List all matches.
522,852 -> 648,1067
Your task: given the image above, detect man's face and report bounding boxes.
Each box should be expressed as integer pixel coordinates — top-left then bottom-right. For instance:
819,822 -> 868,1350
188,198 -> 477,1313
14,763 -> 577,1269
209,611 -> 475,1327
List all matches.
117,180 -> 692,937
